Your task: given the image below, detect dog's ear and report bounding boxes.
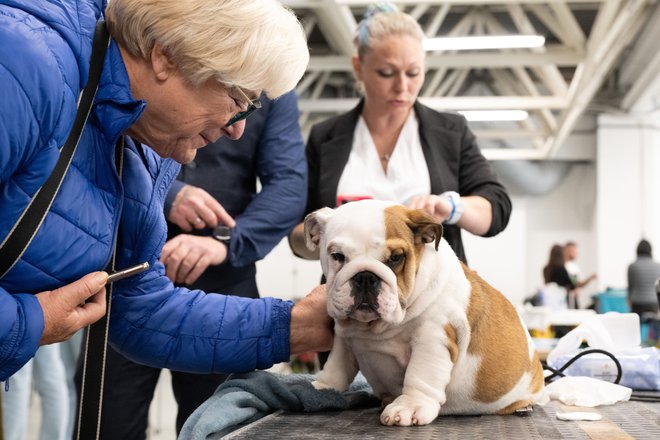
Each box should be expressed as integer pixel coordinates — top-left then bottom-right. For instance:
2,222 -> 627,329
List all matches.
406,209 -> 444,251
303,207 -> 334,250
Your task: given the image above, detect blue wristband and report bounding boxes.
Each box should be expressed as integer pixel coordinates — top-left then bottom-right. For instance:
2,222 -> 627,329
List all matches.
441,191 -> 464,225
447,196 -> 456,223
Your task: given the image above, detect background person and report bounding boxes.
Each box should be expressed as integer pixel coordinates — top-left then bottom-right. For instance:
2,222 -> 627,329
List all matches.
563,241 -> 597,290
100,91 -> 307,438
58,332 -> 83,440
2,344 -> 68,440
627,239 -> 660,315
543,244 -> 578,309
0,0 -> 331,388
288,2 -> 511,264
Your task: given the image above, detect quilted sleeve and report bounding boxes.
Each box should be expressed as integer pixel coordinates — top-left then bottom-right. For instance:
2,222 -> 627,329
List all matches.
0,288 -> 44,381
108,261 -> 293,374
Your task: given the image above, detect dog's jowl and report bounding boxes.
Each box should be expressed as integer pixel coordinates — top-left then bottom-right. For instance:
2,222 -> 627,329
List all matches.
305,200 -> 545,426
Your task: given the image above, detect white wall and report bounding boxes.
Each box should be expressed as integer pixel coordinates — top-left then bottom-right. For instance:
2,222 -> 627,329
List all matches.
596,113 -> 660,290
464,163 -> 599,306
461,201 -> 527,304
256,237 -> 321,301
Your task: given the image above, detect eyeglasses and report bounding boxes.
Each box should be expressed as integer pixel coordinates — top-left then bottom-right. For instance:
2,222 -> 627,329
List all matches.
225,87 -> 261,127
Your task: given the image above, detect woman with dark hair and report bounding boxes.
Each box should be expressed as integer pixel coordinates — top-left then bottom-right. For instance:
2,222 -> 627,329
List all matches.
543,244 -> 578,308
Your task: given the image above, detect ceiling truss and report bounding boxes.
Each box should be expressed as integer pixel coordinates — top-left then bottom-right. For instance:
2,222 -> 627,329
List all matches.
283,0 -> 659,160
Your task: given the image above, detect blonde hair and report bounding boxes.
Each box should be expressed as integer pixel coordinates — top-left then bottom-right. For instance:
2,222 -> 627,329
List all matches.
105,0 -> 309,98
354,2 -> 425,59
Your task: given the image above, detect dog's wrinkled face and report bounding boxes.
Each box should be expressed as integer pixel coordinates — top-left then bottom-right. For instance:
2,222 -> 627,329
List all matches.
305,200 -> 442,325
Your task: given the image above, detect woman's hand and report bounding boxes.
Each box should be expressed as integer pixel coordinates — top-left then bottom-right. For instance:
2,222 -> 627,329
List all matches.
407,194 -> 493,236
407,194 -> 452,222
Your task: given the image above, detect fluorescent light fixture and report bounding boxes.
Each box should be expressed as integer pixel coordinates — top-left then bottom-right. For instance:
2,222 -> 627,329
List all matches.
423,35 -> 545,51
458,110 -> 529,122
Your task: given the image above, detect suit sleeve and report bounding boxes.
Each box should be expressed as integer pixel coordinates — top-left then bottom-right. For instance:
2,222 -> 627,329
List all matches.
227,91 -> 308,266
305,124 -> 323,215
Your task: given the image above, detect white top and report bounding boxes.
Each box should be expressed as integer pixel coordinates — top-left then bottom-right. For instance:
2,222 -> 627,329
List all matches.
565,261 -> 580,278
336,112 -> 431,205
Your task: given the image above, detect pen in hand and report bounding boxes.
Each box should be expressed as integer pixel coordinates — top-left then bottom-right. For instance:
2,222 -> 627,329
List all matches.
106,262 -> 150,284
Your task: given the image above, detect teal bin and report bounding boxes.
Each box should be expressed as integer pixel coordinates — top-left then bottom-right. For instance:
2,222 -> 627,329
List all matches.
593,289 -> 629,313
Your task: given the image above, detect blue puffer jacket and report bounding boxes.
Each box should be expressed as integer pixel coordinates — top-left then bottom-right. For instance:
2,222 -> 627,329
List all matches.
0,0 -> 293,381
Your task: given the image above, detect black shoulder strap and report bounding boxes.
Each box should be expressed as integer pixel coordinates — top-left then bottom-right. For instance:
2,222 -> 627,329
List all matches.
75,137 -> 123,440
0,21 -> 111,278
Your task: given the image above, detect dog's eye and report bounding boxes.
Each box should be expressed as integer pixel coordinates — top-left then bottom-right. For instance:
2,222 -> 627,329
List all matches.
387,252 -> 405,267
331,252 -> 345,263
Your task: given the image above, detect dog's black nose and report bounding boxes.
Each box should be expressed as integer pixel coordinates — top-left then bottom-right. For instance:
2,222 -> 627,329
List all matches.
353,271 -> 379,290
351,271 -> 381,311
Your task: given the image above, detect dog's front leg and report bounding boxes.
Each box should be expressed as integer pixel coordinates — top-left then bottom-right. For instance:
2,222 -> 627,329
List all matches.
312,337 -> 359,393
380,322 -> 453,426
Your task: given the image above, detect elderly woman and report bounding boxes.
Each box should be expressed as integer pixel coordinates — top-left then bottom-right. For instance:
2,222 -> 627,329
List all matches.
0,0 -> 331,384
290,2 -> 511,264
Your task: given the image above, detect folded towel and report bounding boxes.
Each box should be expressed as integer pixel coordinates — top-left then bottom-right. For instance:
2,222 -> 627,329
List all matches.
178,371 -> 379,440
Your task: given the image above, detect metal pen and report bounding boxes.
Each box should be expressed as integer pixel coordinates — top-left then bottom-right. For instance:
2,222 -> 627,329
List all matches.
106,262 -> 150,284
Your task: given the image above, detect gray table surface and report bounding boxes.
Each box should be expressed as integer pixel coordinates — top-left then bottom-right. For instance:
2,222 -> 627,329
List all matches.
224,399 -> 660,439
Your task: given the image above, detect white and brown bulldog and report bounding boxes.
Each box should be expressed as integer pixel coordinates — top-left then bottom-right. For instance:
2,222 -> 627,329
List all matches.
305,200 -> 545,426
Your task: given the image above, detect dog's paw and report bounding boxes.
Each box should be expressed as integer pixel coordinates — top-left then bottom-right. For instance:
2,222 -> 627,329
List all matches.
380,395 -> 440,426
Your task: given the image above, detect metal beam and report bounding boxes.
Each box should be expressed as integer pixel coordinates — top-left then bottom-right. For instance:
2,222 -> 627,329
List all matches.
482,148 -> 547,161
286,0 -> 656,156
545,0 -> 651,158
474,129 -> 549,139
489,69 -> 548,149
335,0 -> 606,5
424,3 -> 453,37
314,0 -> 357,55
298,96 -> 568,112
306,46 -> 583,71
549,2 -> 586,49
586,0 -> 622,54
507,3 -> 568,96
620,2 -> 660,111
482,9 -> 560,137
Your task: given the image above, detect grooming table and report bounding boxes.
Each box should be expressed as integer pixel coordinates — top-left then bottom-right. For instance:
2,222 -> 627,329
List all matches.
224,399 -> 660,439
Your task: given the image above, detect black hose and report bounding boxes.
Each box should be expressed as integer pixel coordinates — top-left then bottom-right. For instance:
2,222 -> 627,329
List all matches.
543,348 -> 622,384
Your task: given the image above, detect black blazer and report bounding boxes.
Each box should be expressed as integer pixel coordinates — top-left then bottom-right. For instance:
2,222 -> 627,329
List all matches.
305,100 -> 511,263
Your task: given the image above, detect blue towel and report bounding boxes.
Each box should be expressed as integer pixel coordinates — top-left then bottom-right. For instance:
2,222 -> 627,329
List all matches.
178,371 -> 380,440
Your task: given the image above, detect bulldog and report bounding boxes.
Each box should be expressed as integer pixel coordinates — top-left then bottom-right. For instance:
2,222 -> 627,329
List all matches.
305,200 -> 545,426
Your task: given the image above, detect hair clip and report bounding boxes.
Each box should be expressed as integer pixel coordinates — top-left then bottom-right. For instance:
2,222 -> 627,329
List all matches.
357,2 -> 399,45
365,2 -> 397,20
